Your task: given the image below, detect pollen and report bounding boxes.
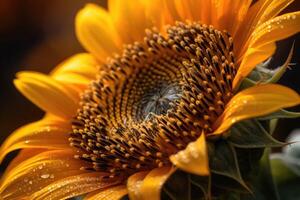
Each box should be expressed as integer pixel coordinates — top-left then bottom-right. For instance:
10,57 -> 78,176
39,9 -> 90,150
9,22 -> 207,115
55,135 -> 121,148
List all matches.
69,22 -> 236,178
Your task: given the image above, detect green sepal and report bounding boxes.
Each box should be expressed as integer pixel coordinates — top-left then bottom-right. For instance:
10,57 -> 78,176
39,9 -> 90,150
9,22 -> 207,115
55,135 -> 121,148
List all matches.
208,141 -> 250,192
228,120 -> 285,148
265,43 -> 294,84
239,44 -> 293,90
258,109 -> 300,120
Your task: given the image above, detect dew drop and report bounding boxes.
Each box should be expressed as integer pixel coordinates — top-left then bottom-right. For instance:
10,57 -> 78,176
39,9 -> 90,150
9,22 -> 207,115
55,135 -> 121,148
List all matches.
29,181 -> 33,185
41,174 -> 50,179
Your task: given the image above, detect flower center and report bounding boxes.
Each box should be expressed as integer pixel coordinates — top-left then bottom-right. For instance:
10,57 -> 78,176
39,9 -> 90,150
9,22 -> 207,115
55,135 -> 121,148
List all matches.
70,22 -> 236,178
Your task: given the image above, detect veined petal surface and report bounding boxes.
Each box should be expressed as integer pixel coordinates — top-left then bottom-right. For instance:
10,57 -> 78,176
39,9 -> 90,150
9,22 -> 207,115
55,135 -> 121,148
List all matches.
14,72 -> 79,119
0,150 -> 87,200
0,117 -> 70,163
213,84 -> 300,134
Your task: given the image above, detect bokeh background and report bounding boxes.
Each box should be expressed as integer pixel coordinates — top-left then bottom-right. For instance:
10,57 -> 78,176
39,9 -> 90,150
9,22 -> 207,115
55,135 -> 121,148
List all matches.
0,0 -> 300,172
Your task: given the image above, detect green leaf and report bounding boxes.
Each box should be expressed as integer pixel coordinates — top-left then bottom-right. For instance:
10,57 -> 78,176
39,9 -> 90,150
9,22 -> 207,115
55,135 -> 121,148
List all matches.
208,141 -> 250,191
163,170 -> 191,200
242,149 -> 280,200
258,109 -> 300,120
189,174 -> 210,199
228,120 -> 284,148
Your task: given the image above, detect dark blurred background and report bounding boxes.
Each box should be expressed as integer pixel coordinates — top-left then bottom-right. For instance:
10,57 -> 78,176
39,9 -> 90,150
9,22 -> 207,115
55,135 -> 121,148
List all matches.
0,0 -> 299,169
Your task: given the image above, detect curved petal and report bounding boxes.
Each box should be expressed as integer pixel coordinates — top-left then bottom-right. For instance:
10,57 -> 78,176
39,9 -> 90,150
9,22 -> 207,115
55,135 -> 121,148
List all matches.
14,71 -> 79,119
127,171 -> 149,200
3,149 -> 45,176
233,42 -> 276,88
234,12 -> 300,87
108,0 -> 153,44
84,185 -> 127,200
0,150 -> 90,200
215,0 -> 252,35
0,117 -> 71,164
51,53 -> 98,90
251,12 -> 300,48
235,0 -> 294,56
140,167 -> 175,200
30,173 -> 119,200
213,84 -> 300,134
76,4 -> 121,62
170,133 -> 209,176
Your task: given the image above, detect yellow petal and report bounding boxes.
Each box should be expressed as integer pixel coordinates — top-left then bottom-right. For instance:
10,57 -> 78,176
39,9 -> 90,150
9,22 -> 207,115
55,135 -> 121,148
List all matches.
14,71 -> 79,119
252,0 -> 294,28
51,53 -> 98,83
76,4 -> 121,62
217,0 -> 252,36
235,0 -> 294,59
127,171 -> 149,200
4,149 -> 44,175
30,173 -> 119,200
234,11 -> 300,87
108,0 -> 152,43
213,84 -> 300,134
140,167 -> 175,200
251,11 -> 300,47
170,133 -> 209,176
174,0 -> 213,24
84,185 -> 127,200
233,42 -> 276,88
0,150 -> 87,200
0,117 -> 70,164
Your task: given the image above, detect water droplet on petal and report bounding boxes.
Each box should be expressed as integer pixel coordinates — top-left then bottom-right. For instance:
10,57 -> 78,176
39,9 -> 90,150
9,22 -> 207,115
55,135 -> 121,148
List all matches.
41,174 -> 50,179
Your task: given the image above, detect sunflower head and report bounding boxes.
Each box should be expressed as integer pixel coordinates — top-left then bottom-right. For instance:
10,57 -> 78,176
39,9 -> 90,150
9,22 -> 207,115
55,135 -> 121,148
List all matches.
1,1 -> 300,200
70,22 -> 236,178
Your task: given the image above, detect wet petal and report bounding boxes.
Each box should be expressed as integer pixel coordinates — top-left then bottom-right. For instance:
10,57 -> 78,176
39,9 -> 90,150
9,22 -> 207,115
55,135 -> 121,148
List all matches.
170,133 -> 209,176
84,185 -> 127,200
127,171 -> 149,200
30,173 -> 119,200
0,117 -> 70,163
213,84 -> 300,134
108,0 -> 152,43
235,0 -> 294,59
251,12 -> 300,47
140,167 -> 175,200
76,4 -> 121,62
0,150 -> 89,200
14,71 -> 79,119
234,11 -> 300,87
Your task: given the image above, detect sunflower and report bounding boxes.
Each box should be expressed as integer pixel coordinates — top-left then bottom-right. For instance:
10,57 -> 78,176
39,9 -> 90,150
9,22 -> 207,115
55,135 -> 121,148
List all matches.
1,0 -> 300,199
